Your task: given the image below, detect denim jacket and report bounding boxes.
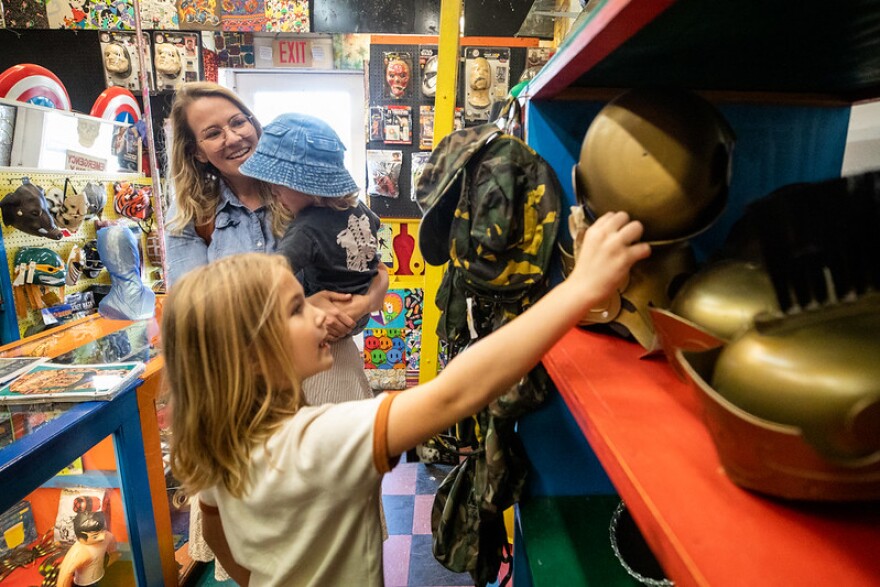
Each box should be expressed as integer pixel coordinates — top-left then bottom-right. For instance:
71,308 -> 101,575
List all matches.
165,180 -> 277,286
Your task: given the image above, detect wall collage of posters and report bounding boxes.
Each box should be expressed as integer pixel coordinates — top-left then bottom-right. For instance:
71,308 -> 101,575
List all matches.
0,0 -> 310,32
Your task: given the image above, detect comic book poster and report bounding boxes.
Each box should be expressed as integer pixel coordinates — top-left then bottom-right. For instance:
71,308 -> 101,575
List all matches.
177,0 -> 220,30
366,150 -> 401,199
220,0 -> 266,31
463,46 -> 510,122
265,0 -> 309,32
153,31 -> 202,90
3,0 -> 48,28
0,362 -> 145,405
100,31 -> 153,92
383,105 -> 412,145
419,45 -> 438,99
141,0 -> 179,29
411,152 -> 431,201
383,51 -> 413,100
376,222 -> 394,265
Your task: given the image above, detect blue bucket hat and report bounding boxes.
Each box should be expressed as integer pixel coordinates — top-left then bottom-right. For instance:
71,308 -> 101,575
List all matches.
240,113 -> 358,197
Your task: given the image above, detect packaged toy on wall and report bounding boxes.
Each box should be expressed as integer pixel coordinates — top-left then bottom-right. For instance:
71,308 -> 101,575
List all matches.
152,31 -> 203,91
366,149 -> 402,199
463,47 -> 510,122
99,31 -> 153,92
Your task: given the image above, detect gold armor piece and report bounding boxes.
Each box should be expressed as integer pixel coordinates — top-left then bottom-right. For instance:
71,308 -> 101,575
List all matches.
670,259 -> 780,340
574,88 -> 734,243
713,295 -> 880,462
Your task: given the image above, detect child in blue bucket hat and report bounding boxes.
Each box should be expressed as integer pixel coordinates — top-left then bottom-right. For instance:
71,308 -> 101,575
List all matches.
241,112 -> 381,335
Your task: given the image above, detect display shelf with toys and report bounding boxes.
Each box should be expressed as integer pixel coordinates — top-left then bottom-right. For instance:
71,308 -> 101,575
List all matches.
0,384 -> 163,586
514,1 -> 880,586
0,171 -> 162,344
0,304 -> 178,586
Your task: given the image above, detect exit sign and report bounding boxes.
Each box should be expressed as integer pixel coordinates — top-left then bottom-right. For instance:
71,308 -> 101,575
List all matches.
272,39 -> 313,67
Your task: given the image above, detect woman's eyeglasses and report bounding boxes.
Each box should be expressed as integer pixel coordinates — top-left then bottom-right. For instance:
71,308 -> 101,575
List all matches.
198,114 -> 254,146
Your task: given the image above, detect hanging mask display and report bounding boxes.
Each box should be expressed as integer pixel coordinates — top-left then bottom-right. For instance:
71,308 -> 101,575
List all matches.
66,244 -> 85,287
0,177 -> 63,240
12,247 -> 67,317
83,182 -> 107,219
99,31 -> 153,92
463,47 -> 510,122
113,182 -> 153,227
82,240 -> 105,279
44,178 -> 88,236
419,47 -> 438,98
384,52 -> 412,100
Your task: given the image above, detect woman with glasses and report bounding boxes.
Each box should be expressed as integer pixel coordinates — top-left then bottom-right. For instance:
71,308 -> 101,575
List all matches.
165,81 -> 390,580
165,82 -> 387,336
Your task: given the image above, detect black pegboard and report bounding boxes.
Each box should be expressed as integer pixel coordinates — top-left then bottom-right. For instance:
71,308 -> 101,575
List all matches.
0,29 -> 110,113
367,43 -> 527,219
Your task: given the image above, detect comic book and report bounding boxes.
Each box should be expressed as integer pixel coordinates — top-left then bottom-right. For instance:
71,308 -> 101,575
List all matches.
0,357 -> 48,387
0,362 -> 145,405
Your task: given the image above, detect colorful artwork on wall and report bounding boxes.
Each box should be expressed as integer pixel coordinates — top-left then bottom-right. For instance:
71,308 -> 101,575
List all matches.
264,0 -> 308,32
220,0 -> 266,31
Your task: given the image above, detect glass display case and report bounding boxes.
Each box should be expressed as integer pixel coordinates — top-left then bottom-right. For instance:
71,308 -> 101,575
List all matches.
0,384 -> 162,585
0,309 -> 176,586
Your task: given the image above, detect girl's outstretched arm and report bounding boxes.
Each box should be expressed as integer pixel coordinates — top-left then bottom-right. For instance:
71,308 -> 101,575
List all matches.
385,212 -> 651,457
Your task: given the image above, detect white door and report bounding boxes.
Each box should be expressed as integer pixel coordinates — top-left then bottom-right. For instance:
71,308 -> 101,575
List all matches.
223,70 -> 367,189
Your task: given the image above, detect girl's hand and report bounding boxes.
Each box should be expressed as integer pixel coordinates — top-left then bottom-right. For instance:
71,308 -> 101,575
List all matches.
307,291 -> 356,340
572,211 -> 651,302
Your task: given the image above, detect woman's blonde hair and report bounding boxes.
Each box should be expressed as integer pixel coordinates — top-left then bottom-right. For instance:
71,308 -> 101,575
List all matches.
163,253 -> 305,497
166,82 -> 289,237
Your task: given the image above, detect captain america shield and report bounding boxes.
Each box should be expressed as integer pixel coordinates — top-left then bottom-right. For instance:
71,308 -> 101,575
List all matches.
0,64 -> 72,110
90,87 -> 141,124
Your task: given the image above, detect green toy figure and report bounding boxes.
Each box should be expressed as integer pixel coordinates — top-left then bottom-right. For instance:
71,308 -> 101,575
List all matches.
56,511 -> 119,587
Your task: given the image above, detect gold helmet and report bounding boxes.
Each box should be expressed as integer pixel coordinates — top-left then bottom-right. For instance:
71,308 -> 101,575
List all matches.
679,295 -> 880,501
573,88 -> 735,244
670,259 -> 780,341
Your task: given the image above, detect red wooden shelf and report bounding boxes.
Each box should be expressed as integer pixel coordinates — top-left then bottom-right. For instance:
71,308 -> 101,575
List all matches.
542,328 -> 880,587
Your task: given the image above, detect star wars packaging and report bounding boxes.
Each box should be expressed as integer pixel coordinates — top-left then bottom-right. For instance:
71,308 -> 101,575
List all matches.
152,31 -> 203,91
419,46 -> 439,98
383,51 -> 413,100
53,487 -> 112,544
463,47 -> 509,122
419,106 -> 463,150
100,31 -> 154,92
0,500 -> 38,556
383,105 -> 412,145
411,152 -> 431,201
366,150 -> 402,199
368,106 -> 384,141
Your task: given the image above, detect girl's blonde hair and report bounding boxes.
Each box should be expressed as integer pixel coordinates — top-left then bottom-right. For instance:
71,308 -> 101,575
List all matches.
163,253 -> 305,497
166,82 -> 290,237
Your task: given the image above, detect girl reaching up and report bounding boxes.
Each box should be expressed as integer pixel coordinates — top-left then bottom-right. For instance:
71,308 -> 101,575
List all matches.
163,211 -> 650,586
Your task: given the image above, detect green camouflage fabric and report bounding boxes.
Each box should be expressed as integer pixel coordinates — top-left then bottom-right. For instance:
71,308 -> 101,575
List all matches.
448,133 -> 561,293
426,126 -> 562,587
432,411 -> 528,587
416,124 -> 504,266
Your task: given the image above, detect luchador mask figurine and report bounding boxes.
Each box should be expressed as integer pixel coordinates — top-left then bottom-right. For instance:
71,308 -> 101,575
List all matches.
386,59 -> 410,99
